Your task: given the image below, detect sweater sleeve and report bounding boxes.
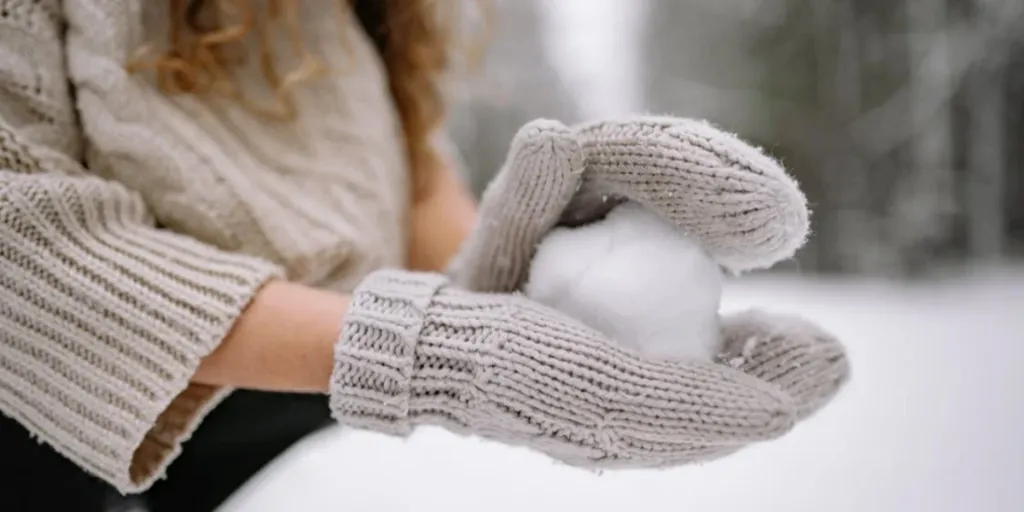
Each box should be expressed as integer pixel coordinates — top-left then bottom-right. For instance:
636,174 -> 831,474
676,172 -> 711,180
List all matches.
0,3 -> 283,494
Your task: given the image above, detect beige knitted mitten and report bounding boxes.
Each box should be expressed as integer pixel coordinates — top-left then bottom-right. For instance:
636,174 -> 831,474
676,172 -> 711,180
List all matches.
331,269 -> 796,467
450,117 -> 811,291
448,117 -> 847,419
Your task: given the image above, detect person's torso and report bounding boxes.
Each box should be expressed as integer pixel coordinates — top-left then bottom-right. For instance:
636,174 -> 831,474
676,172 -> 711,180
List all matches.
63,0 -> 410,292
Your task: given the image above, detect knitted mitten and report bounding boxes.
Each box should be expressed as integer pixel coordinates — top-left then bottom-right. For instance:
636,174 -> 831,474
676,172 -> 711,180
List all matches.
447,119 -> 587,294
573,117 -> 810,273
447,116 -> 848,422
449,117 -> 810,291
330,269 -> 799,468
717,311 -> 849,421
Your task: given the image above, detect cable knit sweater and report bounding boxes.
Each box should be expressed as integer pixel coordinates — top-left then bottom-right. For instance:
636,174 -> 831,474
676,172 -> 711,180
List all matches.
0,0 -> 415,493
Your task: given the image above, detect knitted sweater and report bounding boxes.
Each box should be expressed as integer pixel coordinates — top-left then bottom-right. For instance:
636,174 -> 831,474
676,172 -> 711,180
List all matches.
0,0 -> 414,493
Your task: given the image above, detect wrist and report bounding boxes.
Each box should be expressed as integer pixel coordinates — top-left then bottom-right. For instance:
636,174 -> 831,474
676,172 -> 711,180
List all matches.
194,279 -> 350,393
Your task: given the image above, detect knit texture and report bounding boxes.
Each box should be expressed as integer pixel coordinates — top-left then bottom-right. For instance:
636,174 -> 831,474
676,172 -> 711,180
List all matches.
717,311 -> 850,420
575,117 -> 809,273
448,117 -> 847,429
449,120 -> 586,294
450,117 -> 810,298
1,0 -> 410,493
332,269 -> 803,467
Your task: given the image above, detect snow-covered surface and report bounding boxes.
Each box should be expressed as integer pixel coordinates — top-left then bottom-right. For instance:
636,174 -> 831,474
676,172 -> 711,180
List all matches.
219,269 -> 1024,512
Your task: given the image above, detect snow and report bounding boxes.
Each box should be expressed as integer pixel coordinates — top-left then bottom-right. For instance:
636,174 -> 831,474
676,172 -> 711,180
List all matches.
525,202 -> 723,362
218,269 -> 1024,512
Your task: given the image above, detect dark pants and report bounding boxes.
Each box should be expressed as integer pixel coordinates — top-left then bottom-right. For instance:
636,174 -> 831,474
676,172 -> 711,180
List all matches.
1,390 -> 333,512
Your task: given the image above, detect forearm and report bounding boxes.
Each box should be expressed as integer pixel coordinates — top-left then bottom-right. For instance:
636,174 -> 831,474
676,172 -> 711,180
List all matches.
193,280 -> 350,393
407,190 -> 477,271
407,160 -> 478,272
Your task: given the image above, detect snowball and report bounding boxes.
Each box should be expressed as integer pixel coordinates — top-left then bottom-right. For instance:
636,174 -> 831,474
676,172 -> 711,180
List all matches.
525,202 -> 723,362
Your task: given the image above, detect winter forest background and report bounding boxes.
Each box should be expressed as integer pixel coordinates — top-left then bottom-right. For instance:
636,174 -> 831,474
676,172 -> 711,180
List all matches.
448,0 -> 1024,278
220,2 -> 1024,511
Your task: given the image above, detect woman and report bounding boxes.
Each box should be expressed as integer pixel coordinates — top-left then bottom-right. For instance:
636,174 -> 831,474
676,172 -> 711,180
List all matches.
0,1 -> 848,511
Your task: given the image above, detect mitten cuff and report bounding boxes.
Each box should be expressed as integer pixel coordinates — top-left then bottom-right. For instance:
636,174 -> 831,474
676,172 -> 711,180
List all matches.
329,269 -> 448,434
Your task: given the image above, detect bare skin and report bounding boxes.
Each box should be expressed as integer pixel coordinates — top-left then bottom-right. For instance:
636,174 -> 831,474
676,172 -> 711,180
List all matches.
192,160 -> 477,392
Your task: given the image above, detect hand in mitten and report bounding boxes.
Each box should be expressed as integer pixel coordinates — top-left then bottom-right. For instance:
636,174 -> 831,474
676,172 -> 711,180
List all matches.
330,269 -> 797,468
448,116 -> 848,423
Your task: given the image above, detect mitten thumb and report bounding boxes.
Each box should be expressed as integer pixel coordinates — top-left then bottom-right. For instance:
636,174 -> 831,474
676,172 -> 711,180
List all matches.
448,119 -> 585,292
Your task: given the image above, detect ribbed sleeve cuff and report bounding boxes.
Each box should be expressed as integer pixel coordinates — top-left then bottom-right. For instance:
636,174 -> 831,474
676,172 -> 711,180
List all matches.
0,187 -> 283,493
329,269 -> 448,435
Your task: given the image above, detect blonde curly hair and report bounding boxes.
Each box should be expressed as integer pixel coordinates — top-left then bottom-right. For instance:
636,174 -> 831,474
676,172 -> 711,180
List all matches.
128,0 -> 491,200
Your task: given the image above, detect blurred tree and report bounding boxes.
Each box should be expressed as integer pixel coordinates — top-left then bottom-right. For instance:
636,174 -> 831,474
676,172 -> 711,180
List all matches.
642,0 -> 782,137
710,0 -> 1023,275
445,0 -> 1023,276
1005,40 -> 1024,257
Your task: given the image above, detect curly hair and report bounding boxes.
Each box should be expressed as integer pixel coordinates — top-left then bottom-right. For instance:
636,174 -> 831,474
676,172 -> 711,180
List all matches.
127,0 -> 491,201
